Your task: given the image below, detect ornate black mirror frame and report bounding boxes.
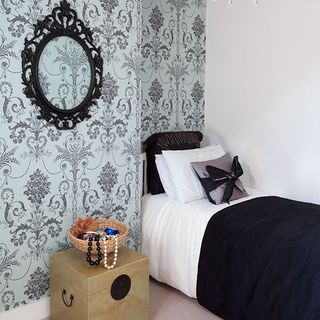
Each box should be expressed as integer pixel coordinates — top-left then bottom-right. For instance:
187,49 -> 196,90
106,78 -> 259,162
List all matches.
21,0 -> 103,130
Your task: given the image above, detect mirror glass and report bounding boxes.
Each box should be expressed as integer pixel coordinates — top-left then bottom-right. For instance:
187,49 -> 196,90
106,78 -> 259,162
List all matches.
38,36 -> 92,110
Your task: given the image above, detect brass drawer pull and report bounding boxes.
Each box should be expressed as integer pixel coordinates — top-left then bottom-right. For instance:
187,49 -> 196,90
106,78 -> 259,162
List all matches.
62,289 -> 74,308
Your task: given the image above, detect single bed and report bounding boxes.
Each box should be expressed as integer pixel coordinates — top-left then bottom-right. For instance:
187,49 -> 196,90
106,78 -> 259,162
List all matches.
141,132 -> 320,319
141,188 -> 267,298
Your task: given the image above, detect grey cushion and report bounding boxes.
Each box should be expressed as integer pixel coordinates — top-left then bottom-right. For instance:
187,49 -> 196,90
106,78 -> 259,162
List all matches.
191,153 -> 248,205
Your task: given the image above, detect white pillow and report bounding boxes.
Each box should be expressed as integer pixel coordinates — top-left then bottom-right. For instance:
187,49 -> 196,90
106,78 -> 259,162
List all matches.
162,145 -> 225,203
155,145 -> 217,199
155,154 -> 176,199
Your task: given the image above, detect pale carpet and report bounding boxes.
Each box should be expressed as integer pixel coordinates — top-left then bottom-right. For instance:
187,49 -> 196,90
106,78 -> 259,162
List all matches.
44,278 -> 221,320
150,278 -> 221,320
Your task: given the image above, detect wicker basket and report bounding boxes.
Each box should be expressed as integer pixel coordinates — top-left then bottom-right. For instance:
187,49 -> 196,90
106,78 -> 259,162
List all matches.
68,219 -> 128,255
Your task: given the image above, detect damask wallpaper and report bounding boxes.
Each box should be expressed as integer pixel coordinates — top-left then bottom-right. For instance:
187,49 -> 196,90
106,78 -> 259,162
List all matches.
0,0 -> 206,314
0,0 -> 142,312
141,0 -> 206,140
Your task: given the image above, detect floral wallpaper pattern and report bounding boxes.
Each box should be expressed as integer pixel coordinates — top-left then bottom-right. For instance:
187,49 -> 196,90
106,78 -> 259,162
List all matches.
0,0 -> 206,314
141,0 -> 206,140
0,0 -> 142,313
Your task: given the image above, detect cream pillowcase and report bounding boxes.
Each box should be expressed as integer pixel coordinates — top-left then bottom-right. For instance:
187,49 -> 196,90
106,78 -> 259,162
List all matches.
155,145 -> 219,199
162,145 -> 226,203
155,154 -> 176,199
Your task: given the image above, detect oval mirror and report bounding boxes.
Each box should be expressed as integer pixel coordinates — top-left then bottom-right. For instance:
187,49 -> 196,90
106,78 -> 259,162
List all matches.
38,36 -> 92,111
21,0 -> 103,130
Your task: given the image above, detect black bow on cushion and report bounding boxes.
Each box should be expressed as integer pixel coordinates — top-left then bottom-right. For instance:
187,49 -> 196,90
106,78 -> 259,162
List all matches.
206,156 -> 244,204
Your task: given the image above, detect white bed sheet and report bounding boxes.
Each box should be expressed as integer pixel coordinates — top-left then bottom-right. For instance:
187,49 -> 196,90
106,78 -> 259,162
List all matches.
141,188 -> 267,299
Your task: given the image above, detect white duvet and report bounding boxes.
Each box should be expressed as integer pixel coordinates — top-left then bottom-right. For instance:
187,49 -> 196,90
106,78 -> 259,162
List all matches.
141,188 -> 266,298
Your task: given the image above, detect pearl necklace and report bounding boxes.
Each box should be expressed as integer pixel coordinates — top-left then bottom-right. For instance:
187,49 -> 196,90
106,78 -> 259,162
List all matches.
103,235 -> 118,269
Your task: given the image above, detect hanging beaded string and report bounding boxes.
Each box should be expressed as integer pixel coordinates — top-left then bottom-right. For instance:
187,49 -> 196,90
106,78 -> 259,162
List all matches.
103,235 -> 119,269
86,235 -> 103,266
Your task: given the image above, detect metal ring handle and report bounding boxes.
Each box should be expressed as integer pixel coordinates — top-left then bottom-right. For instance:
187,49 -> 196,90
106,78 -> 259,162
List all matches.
62,289 -> 74,308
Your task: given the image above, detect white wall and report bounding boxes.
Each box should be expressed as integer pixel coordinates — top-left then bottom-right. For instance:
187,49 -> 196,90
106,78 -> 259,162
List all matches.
205,0 -> 320,204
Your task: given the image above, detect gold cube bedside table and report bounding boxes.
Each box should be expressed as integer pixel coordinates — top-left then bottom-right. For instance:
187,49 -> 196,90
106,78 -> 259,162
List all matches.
50,247 -> 149,320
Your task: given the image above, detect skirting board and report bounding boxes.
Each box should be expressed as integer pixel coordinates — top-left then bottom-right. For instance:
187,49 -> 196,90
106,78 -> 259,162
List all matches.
0,297 -> 50,320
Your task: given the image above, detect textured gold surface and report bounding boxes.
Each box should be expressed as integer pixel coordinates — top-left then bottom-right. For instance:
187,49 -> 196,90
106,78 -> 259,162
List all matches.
50,247 -> 149,320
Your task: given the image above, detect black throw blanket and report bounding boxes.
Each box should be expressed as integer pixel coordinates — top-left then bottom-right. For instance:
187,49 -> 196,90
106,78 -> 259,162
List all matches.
197,196 -> 320,320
